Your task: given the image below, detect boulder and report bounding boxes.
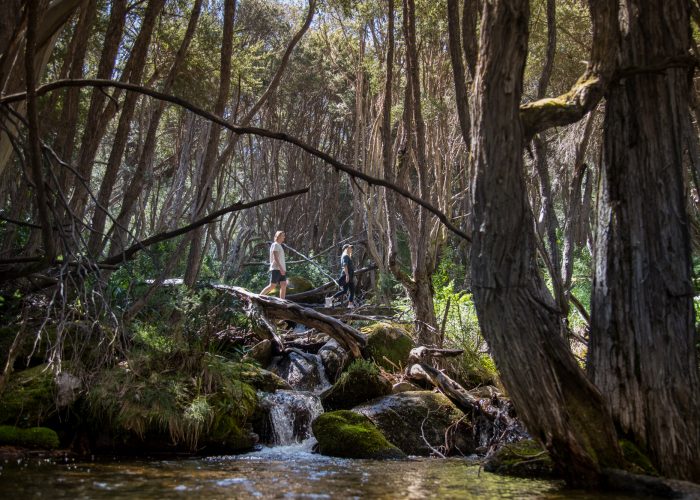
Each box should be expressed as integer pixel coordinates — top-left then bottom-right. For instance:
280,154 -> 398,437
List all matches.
483,439 -> 556,479
352,391 -> 474,456
268,351 -> 328,392
286,276 -> 314,294
56,372 -> 82,408
321,360 -> 391,411
361,322 -> 415,370
312,410 -> 405,459
318,339 -> 349,382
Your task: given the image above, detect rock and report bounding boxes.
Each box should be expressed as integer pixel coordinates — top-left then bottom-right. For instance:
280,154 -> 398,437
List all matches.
312,410 -> 405,459
352,391 -> 474,456
268,351 -> 329,392
243,340 -> 273,367
0,425 -> 60,449
237,363 -> 291,392
56,372 -> 82,408
321,360 -> 391,411
287,276 -> 314,294
392,381 -> 420,394
361,322 -> 415,370
0,365 -> 56,426
483,439 -> 557,479
318,339 -> 349,382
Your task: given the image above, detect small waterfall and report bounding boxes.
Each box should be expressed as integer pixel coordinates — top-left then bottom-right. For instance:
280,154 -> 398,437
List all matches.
260,390 -> 324,446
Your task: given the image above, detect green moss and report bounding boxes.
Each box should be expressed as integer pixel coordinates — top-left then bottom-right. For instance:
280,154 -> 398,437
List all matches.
286,276 -> 314,294
0,364 -> 56,426
0,425 -> 60,449
321,360 -> 391,410
361,322 -> 414,370
312,410 -> 405,459
483,439 -> 557,479
236,363 -> 291,392
619,439 -> 658,476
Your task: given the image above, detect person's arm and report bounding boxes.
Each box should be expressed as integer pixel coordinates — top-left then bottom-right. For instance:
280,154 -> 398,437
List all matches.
343,256 -> 350,281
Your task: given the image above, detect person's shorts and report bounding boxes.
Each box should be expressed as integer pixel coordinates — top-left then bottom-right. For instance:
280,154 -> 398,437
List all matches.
270,270 -> 287,284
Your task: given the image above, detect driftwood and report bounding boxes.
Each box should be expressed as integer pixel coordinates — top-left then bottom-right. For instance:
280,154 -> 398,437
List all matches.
406,348 -> 499,422
286,264 -> 378,302
408,346 -> 465,364
219,286 -> 367,358
407,363 -> 496,421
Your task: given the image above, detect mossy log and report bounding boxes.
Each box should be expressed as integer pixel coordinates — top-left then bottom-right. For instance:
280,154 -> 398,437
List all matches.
219,286 -> 367,358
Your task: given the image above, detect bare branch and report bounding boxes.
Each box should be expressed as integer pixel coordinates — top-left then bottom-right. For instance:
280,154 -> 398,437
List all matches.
0,78 -> 471,242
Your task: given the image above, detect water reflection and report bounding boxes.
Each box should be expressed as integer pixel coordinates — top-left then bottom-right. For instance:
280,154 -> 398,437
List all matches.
0,450 -> 638,499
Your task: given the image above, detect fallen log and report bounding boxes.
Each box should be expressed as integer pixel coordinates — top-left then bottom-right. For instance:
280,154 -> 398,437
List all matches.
407,362 -> 496,421
218,285 -> 367,358
286,264 -> 378,302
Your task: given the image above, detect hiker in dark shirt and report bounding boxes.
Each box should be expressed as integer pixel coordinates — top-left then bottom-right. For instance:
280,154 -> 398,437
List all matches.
331,244 -> 355,308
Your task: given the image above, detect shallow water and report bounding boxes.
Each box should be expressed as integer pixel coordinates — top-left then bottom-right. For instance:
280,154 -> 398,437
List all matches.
0,444 -> 639,499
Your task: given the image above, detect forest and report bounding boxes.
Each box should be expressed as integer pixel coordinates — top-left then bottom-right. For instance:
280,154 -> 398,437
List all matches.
0,0 -> 699,497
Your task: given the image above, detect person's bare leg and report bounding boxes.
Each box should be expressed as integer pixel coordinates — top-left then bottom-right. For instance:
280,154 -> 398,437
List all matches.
260,283 -> 277,295
279,281 -> 287,300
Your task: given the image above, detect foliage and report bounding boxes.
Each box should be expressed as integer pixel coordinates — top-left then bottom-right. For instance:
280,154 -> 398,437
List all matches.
86,348 -> 259,451
311,410 -> 405,459
432,248 -> 498,387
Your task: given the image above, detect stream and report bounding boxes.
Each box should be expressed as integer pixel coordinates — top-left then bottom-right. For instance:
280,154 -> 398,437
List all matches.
0,451 -> 639,499
0,347 -> 639,498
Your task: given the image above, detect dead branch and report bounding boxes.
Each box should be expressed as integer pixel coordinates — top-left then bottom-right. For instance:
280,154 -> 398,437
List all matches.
0,79 -> 470,242
407,362 -> 497,422
217,285 -> 367,358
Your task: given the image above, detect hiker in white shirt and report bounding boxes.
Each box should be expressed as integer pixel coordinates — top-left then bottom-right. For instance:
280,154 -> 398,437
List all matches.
260,230 -> 287,299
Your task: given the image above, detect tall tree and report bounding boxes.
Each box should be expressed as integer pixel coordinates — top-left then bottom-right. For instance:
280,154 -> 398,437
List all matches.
589,0 -> 700,481
467,0 -> 622,485
182,0 -> 237,285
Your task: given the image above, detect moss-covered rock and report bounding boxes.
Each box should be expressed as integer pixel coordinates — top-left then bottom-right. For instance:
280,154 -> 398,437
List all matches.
287,276 -> 314,294
0,425 -> 60,449
321,360 -> 391,411
236,362 -> 291,392
361,322 -> 414,370
619,439 -> 658,476
483,439 -> 557,479
0,364 -> 57,427
352,391 -> 474,456
312,410 -> 405,459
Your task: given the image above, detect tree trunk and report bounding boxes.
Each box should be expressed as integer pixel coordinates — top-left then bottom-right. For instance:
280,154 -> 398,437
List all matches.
108,0 -> 203,256
68,0 -> 127,217
589,0 -> 700,481
183,0 -> 237,285
469,0 -> 621,486
86,0 -> 166,257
